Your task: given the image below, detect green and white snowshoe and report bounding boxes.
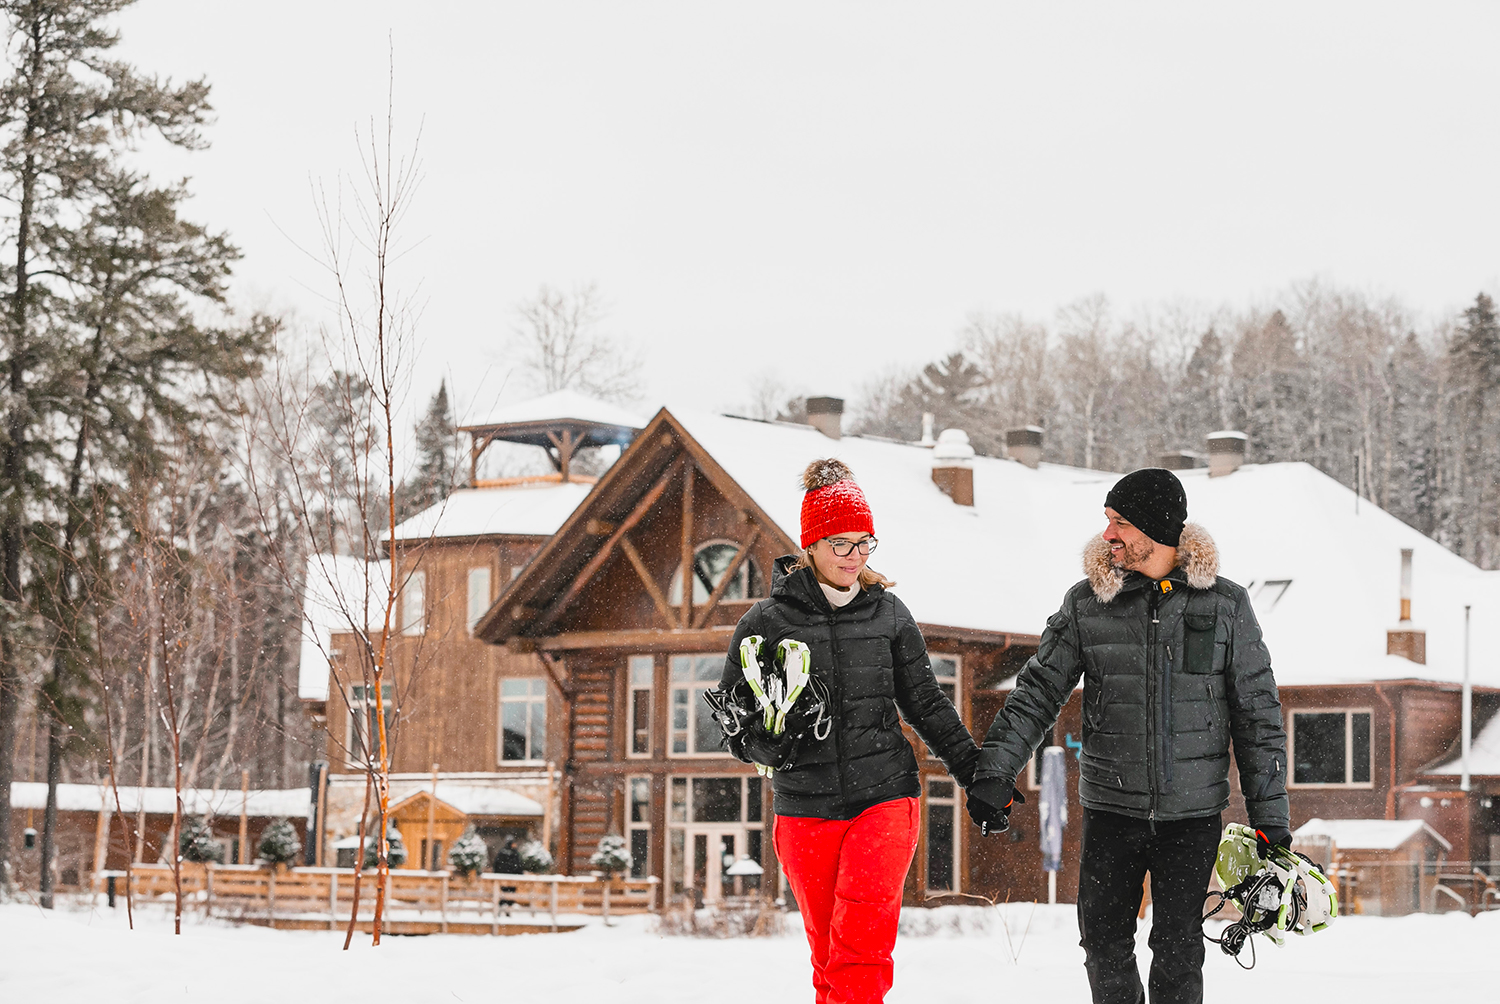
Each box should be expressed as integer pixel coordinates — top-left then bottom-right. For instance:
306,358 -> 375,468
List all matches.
1205,822 -> 1338,968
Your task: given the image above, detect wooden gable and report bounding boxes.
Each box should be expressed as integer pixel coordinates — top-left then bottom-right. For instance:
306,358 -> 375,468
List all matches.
475,408 -> 797,651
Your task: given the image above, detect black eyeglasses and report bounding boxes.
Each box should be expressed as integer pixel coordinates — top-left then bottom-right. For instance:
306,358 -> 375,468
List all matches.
825,536 -> 878,557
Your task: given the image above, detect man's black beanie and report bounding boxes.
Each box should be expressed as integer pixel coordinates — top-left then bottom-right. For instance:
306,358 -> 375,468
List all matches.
1105,468 -> 1187,547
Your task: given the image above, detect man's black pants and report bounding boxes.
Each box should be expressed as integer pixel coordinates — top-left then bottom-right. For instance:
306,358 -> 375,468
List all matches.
1077,808 -> 1221,1004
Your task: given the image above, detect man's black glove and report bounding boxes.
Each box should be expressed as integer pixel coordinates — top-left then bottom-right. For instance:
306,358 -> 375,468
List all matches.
1255,826 -> 1292,860
966,779 -> 1026,836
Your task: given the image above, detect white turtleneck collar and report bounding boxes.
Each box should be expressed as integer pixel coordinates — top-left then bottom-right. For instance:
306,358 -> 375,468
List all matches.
820,580 -> 860,609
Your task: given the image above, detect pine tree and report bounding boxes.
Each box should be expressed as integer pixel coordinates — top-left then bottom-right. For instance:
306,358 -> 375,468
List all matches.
447,827 -> 488,877
257,818 -> 302,865
365,824 -> 407,868
180,817 -> 225,864
518,838 -> 554,874
589,833 -> 631,875
397,381 -> 459,521
0,0 -> 266,905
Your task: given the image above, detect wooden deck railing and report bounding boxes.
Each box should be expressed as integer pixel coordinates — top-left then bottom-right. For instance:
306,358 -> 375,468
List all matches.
98,864 -> 659,933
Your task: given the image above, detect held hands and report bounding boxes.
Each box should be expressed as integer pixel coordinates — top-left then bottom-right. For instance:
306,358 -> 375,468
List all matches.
966,779 -> 1026,836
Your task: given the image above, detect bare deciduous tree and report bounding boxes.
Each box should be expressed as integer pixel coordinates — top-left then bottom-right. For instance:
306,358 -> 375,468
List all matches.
508,283 -> 643,403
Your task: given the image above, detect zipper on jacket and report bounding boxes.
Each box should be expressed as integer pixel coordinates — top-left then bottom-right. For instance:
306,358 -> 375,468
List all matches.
1146,585 -> 1161,819
828,612 -> 848,811
1164,641 -> 1174,789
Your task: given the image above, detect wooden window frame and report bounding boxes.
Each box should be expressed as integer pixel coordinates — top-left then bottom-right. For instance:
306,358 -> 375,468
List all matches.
401,570 -> 426,636
467,566 -> 492,636
626,774 -> 653,880
668,653 -> 729,759
924,775 -> 960,896
1288,707 -> 1374,789
498,676 -> 548,765
627,655 -> 655,759
346,683 -> 394,769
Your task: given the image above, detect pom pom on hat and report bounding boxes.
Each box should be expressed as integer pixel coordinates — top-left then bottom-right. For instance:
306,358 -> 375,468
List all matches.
803,458 -> 856,492
800,459 -> 875,549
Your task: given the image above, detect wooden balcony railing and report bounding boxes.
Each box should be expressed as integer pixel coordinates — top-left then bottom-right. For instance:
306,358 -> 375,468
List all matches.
97,864 -> 659,934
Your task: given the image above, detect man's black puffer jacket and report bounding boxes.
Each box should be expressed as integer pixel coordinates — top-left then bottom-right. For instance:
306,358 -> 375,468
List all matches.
976,524 -> 1290,832
720,556 -> 980,819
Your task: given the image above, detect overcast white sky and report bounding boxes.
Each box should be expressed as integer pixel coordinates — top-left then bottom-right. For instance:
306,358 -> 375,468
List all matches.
112,2 -> 1500,424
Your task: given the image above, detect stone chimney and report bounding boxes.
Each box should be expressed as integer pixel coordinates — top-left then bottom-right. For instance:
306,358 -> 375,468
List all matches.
1006,426 -> 1043,469
1158,450 -> 1199,471
1387,547 -> 1426,664
806,397 -> 843,440
1207,431 -> 1247,477
931,429 -> 975,506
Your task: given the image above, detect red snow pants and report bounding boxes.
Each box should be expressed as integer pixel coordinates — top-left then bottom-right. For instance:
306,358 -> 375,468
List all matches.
773,797 -> 920,1004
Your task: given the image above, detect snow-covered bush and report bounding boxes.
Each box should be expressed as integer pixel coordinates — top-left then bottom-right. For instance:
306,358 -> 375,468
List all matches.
179,816 -> 224,864
590,833 -> 631,875
365,824 -> 408,868
448,828 -> 488,877
257,818 -> 302,865
518,839 -> 553,874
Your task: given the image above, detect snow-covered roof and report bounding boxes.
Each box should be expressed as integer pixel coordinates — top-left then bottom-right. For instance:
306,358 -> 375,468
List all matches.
390,783 -> 543,818
1294,817 -> 1452,852
9,782 -> 310,818
676,410 -> 1115,638
298,554 -> 392,701
385,482 -> 594,542
673,410 -> 1500,689
462,389 -> 646,432
1425,709 -> 1500,777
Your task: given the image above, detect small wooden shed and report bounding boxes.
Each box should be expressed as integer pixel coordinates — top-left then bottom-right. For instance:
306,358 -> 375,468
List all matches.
1294,817 -> 1452,916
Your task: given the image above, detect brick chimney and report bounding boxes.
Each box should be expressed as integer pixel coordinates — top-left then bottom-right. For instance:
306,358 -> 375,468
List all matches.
932,429 -> 975,506
1207,431 -> 1247,477
1006,426 -> 1043,469
806,397 -> 843,440
1387,547 -> 1425,664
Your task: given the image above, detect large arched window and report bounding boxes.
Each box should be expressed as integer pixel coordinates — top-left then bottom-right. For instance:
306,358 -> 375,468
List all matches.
668,540 -> 764,605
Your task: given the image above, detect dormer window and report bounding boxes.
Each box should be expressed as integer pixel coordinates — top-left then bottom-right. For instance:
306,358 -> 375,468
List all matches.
668,540 -> 764,605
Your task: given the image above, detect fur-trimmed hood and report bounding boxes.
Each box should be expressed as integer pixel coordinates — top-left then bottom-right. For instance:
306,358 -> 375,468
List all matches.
1082,522 -> 1219,603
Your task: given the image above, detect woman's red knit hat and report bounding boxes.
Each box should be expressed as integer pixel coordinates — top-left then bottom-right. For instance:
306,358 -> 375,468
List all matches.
800,459 -> 875,548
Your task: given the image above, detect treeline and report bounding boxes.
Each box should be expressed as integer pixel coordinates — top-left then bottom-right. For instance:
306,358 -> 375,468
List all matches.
849,284 -> 1500,569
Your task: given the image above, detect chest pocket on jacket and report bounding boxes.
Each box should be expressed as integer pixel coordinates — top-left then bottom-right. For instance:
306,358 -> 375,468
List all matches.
1183,610 -> 1219,674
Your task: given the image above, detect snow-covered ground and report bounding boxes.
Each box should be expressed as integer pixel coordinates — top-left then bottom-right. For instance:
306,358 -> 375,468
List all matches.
2,900 -> 1496,1001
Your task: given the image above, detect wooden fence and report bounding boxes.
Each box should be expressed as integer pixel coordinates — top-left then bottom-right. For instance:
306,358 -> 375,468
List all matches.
98,864 -> 659,934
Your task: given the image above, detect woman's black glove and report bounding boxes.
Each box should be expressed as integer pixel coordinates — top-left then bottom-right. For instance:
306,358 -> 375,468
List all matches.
738,726 -> 798,770
966,779 -> 1025,836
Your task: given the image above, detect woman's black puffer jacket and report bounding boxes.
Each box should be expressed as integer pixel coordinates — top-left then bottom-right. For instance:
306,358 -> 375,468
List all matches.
719,556 -> 980,819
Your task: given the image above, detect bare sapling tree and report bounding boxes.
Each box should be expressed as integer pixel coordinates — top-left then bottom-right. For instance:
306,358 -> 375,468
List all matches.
240,85 -> 424,947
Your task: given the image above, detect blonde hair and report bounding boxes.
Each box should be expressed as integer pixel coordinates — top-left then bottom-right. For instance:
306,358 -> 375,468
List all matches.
790,543 -> 895,591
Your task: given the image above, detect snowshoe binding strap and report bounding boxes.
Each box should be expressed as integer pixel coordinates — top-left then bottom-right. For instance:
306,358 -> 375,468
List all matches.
739,635 -> 777,731
773,639 -> 812,733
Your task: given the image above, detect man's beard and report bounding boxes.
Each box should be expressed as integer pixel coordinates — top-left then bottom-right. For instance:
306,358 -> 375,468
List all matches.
1110,536 -> 1156,571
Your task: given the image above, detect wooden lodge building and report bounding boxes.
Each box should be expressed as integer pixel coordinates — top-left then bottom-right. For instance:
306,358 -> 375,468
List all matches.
301,390 -> 1500,913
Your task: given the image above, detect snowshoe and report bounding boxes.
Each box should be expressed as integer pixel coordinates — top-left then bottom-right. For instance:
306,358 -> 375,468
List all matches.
1204,822 -> 1338,968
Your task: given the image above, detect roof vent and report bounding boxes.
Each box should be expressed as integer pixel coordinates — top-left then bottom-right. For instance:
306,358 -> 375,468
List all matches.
1387,547 -> 1425,664
1158,450 -> 1199,471
1006,426 -> 1043,469
919,412 -> 936,447
931,429 -> 975,506
1207,431 -> 1247,477
806,397 -> 843,440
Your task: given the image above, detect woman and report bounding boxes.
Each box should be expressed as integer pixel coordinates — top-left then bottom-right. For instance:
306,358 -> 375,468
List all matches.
717,459 -> 982,1004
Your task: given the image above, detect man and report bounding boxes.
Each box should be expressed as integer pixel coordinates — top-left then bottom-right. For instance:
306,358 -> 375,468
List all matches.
967,468 -> 1290,1004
